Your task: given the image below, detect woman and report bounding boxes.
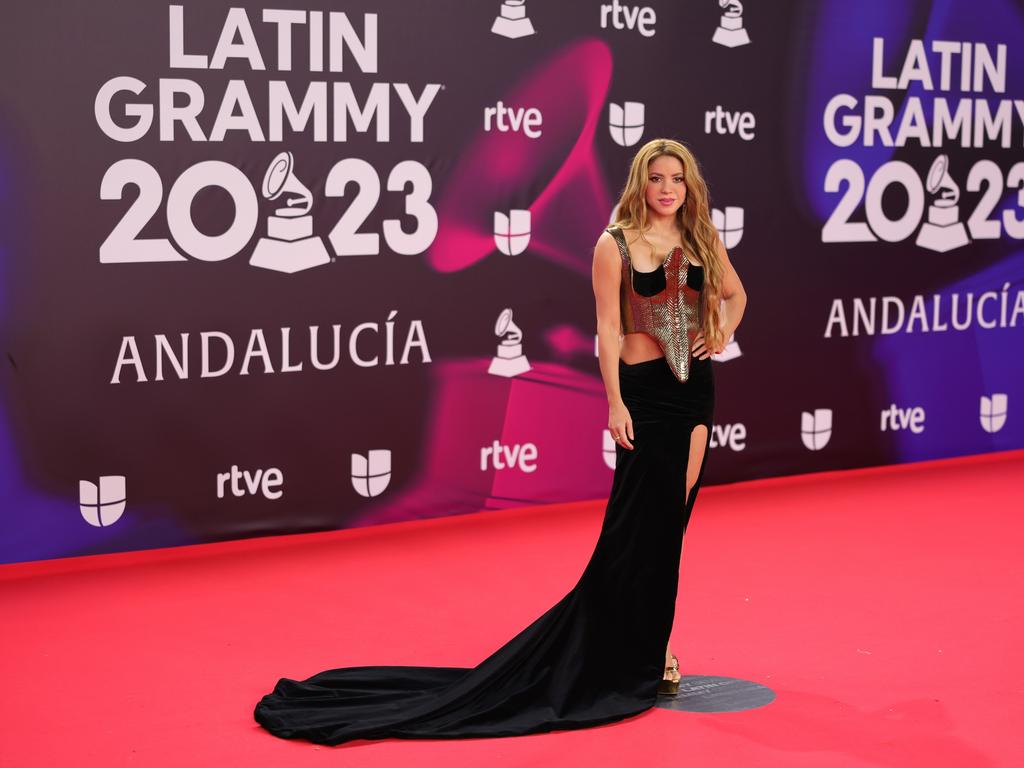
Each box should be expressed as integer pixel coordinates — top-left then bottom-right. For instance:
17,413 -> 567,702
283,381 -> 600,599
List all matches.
253,138 -> 746,745
595,138 -> 746,693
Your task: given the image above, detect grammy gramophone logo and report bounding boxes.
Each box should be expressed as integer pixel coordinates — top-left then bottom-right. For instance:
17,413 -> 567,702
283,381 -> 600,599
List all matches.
712,0 -> 751,48
915,154 -> 970,253
488,308 -> 532,377
491,0 -> 535,38
250,151 -> 331,274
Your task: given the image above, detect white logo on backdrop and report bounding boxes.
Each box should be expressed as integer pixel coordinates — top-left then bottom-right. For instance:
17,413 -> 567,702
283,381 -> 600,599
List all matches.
492,0 -> 535,38
488,308 -> 532,376
712,206 -> 745,248
820,39 -> 1024,247
79,475 -> 127,527
880,404 -> 926,433
609,101 -> 645,147
801,409 -> 832,450
494,209 -> 532,255
704,105 -> 756,140
980,393 -> 1008,433
97,8 -> 443,269
823,286 -> 1024,338
250,151 -> 332,273
712,0 -> 751,48
216,465 -> 284,499
710,422 -> 747,451
915,154 -> 971,252
601,429 -> 618,469
352,449 -> 392,498
484,101 -> 543,138
599,0 -> 657,37
480,441 -> 539,473
711,330 -> 743,362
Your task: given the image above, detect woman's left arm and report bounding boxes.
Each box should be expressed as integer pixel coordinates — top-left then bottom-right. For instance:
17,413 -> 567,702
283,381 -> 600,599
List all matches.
716,237 -> 747,350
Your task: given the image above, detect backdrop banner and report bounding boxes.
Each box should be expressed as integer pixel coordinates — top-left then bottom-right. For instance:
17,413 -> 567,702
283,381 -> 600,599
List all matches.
1,0 -> 1021,564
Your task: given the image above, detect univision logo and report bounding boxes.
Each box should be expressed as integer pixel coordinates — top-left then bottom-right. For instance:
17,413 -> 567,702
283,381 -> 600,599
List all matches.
79,475 -> 127,526
712,206 -> 744,248
494,209 -> 531,255
980,394 -> 1007,433
352,449 -> 392,497
609,101 -> 644,146
801,409 -> 832,450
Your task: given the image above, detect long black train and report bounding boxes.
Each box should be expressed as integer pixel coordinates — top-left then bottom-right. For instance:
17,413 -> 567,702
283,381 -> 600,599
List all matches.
253,352 -> 714,745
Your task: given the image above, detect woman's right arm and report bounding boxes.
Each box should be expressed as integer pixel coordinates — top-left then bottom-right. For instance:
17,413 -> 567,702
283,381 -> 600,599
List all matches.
592,231 -> 634,449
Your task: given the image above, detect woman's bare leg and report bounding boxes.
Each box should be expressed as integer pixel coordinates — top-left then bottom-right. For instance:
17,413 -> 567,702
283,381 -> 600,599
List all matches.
663,425 -> 708,684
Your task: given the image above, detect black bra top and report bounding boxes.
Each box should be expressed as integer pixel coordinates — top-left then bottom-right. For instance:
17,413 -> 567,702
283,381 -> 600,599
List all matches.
632,260 -> 704,297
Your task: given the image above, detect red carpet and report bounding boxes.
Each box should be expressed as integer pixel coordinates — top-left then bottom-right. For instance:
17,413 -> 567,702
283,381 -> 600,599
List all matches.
1,450 -> 1021,767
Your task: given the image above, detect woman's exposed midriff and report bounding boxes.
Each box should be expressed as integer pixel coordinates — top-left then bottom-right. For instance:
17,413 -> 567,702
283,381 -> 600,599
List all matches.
619,331 -> 665,366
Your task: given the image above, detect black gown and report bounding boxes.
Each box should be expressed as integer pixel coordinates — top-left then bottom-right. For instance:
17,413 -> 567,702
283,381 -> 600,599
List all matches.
253,266 -> 715,745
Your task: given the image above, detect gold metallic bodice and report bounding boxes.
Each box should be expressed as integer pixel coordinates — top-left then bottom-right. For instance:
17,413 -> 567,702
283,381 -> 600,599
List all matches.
606,225 -> 704,383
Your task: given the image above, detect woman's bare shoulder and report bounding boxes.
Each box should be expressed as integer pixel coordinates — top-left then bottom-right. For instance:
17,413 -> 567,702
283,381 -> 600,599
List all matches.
594,228 -> 620,255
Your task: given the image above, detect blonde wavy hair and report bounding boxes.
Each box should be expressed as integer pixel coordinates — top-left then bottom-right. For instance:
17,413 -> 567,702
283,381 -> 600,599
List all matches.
611,138 -> 725,350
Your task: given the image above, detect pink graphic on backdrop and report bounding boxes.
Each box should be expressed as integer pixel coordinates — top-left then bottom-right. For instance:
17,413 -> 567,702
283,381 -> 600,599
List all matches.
545,323 -> 595,357
428,39 -> 616,275
350,41 -> 621,528
349,360 -> 613,528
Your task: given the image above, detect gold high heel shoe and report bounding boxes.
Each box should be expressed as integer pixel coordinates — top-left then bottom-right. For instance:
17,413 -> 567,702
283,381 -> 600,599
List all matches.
657,654 -> 680,696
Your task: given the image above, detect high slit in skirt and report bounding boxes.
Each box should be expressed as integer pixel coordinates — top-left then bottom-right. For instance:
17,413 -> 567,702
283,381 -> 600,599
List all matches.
253,353 -> 715,745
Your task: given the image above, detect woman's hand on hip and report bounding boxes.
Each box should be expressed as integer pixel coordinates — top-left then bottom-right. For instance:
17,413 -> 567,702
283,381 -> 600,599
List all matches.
691,332 -> 723,360
609,403 -> 635,450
